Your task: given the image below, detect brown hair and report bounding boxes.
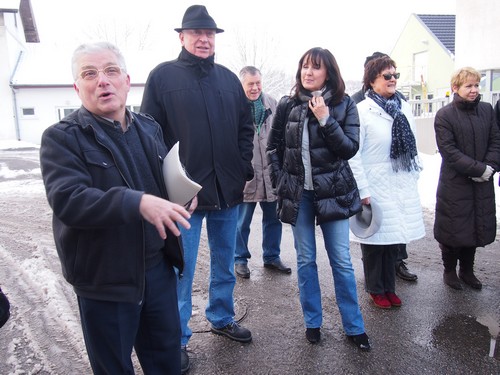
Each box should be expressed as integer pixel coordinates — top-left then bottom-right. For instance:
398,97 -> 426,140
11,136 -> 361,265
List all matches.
292,47 -> 345,105
363,56 -> 397,91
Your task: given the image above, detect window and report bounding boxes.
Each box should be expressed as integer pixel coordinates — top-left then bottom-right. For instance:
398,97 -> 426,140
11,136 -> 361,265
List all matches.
128,105 -> 141,113
22,108 -> 35,116
57,108 -> 78,120
413,52 -> 428,83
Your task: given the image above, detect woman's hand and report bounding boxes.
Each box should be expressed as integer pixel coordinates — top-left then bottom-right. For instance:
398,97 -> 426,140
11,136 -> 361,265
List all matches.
309,95 -> 329,124
361,197 -> 371,205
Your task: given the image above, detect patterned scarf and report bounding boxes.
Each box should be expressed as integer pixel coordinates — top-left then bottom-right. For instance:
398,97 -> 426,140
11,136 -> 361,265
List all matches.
249,95 -> 266,134
367,89 -> 420,172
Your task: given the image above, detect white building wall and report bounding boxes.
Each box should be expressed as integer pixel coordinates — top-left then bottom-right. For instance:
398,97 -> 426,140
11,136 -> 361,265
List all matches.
0,11 -> 24,140
455,0 -> 500,70
14,86 -> 146,145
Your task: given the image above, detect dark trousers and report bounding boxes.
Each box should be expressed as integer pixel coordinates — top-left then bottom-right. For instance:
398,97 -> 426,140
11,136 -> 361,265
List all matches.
77,258 -> 181,375
396,243 -> 408,262
360,244 -> 398,294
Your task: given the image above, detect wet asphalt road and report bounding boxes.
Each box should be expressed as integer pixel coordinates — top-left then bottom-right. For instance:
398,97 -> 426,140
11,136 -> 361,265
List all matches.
0,148 -> 498,374
185,205 -> 499,375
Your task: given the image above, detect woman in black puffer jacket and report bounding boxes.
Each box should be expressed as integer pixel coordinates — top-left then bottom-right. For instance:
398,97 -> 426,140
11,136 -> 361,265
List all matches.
266,47 -> 369,351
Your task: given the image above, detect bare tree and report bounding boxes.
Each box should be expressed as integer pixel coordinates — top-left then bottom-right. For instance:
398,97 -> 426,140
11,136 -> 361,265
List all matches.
83,20 -> 153,50
226,28 -> 294,100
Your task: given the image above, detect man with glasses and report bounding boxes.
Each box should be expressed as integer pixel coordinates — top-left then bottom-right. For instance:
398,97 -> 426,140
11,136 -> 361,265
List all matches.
141,5 -> 254,374
40,41 -> 194,374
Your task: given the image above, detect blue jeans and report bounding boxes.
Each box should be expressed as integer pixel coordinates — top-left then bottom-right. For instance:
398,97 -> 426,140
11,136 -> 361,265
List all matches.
178,207 -> 237,346
235,201 -> 283,264
291,190 -> 365,336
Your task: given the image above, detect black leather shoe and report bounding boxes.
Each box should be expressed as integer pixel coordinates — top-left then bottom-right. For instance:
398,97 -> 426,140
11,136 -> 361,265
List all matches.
0,287 -> 10,329
235,263 -> 250,278
211,322 -> 252,343
348,333 -> 371,351
306,328 -> 321,344
264,259 -> 291,274
181,346 -> 190,374
395,261 -> 418,281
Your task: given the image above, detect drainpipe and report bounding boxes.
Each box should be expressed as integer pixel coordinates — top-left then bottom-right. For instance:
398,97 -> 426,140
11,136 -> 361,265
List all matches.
9,50 -> 24,141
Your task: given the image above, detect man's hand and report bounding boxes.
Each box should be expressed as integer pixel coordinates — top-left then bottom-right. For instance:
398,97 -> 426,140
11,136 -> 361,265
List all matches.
185,195 -> 198,214
139,194 -> 191,239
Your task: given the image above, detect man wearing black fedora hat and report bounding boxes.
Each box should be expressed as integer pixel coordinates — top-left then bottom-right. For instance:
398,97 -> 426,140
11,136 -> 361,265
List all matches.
141,5 -> 254,373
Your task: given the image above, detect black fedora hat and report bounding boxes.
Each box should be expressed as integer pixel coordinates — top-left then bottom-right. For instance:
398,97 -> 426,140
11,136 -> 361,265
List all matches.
174,5 -> 224,33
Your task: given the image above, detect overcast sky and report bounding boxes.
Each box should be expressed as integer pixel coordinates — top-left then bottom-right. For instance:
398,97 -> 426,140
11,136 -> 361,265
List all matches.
30,0 -> 456,81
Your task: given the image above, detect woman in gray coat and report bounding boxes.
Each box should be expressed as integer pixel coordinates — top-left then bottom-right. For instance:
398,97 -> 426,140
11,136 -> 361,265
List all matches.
434,67 -> 500,290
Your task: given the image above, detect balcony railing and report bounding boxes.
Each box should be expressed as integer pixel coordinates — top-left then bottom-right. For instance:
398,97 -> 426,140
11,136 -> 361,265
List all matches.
408,97 -> 450,118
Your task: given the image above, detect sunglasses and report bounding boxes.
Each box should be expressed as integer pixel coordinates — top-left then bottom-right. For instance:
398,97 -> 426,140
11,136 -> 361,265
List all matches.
380,72 -> 400,80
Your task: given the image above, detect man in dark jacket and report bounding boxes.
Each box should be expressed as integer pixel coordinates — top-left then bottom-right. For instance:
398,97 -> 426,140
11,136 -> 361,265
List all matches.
141,5 -> 254,373
40,42 -> 193,375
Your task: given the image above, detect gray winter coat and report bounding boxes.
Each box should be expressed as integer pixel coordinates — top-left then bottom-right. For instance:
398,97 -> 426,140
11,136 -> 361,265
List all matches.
243,93 -> 278,202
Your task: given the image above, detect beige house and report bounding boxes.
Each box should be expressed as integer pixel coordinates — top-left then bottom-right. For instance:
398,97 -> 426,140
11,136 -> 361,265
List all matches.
391,14 -> 455,101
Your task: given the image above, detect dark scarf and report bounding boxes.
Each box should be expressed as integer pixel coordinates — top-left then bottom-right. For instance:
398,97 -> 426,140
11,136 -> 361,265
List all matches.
249,94 -> 267,134
298,86 -> 333,106
367,89 -> 420,172
453,92 -> 481,111
179,47 -> 215,77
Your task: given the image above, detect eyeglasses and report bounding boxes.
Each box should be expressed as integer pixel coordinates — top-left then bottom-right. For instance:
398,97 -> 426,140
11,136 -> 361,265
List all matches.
79,65 -> 124,80
379,72 -> 400,80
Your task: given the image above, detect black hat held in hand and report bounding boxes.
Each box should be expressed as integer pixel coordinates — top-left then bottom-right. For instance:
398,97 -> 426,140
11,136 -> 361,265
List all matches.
175,5 -> 224,33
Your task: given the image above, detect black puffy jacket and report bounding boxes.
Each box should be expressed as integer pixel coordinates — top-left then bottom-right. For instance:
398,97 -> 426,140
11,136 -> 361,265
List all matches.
266,91 -> 362,225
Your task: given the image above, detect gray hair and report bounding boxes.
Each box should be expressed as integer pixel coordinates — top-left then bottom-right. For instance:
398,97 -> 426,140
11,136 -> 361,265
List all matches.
239,66 -> 261,81
71,42 -> 127,81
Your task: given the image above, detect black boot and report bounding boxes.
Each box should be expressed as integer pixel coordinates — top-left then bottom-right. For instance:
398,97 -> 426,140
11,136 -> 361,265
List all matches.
458,248 -> 482,290
440,244 -> 462,290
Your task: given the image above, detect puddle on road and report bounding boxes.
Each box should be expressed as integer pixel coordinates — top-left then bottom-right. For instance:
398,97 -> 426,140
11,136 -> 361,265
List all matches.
432,314 -> 499,359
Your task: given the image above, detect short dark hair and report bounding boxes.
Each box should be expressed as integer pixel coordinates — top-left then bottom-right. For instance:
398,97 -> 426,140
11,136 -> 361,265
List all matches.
363,56 -> 397,91
292,47 -> 345,105
364,52 -> 388,67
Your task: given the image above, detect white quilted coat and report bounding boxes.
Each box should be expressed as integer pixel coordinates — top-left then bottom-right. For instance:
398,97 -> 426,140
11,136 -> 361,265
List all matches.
349,97 -> 425,244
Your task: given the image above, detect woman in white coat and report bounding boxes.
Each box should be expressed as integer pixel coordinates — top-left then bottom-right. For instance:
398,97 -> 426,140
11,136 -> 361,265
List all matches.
349,56 -> 425,309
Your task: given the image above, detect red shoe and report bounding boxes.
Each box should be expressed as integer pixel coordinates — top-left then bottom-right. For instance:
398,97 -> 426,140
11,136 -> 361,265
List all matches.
385,292 -> 402,307
369,293 -> 391,309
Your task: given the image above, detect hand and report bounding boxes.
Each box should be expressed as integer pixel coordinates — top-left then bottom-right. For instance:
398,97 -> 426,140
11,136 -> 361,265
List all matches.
309,96 -> 329,124
471,165 -> 495,182
361,197 -> 371,205
482,165 -> 494,181
471,177 -> 485,183
139,194 -> 191,239
184,195 -> 198,214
